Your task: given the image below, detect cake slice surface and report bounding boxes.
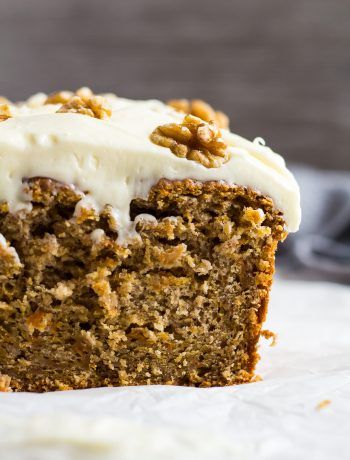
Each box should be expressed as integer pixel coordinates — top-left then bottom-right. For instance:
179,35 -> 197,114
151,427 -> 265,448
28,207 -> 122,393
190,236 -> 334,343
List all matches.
0,90 -> 300,391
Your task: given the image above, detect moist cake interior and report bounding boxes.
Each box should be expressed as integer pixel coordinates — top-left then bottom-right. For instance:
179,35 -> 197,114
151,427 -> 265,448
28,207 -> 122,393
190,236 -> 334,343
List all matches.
0,178 -> 285,391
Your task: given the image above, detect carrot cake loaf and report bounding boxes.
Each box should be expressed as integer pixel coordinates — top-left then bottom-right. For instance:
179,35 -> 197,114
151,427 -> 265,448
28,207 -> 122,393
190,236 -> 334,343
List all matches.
0,89 -> 300,392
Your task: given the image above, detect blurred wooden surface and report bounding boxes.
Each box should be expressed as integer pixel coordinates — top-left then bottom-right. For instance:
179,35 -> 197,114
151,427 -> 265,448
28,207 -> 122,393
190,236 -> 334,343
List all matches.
0,0 -> 349,169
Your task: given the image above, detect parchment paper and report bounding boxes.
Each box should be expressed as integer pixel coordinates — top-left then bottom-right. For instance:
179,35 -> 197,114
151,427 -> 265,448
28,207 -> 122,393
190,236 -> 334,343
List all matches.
0,279 -> 349,460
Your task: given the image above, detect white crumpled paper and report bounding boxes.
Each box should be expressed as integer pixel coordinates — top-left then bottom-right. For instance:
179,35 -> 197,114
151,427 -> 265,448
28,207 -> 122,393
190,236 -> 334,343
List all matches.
0,279 -> 349,460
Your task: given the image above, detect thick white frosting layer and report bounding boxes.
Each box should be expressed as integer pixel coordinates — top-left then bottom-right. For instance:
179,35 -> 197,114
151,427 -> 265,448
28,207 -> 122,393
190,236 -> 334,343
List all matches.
0,94 -> 300,242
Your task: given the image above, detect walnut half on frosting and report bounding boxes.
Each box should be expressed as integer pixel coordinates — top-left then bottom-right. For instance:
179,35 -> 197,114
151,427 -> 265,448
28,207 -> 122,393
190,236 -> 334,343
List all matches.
57,94 -> 112,120
45,87 -> 93,105
168,99 -> 229,129
150,114 -> 230,168
0,96 -> 11,104
46,87 -> 112,120
0,104 -> 12,122
45,90 -> 74,105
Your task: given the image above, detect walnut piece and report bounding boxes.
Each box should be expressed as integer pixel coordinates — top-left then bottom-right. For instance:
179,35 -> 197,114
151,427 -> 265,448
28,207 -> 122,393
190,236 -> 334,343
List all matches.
47,87 -> 111,120
0,96 -> 11,104
0,103 -> 12,122
150,114 -> 230,168
75,86 -> 93,99
45,90 -> 74,105
57,94 -> 112,120
45,87 -> 93,105
168,98 -> 229,129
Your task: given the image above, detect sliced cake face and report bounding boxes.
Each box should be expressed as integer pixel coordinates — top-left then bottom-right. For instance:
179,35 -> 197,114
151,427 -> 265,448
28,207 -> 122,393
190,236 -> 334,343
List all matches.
0,90 -> 300,391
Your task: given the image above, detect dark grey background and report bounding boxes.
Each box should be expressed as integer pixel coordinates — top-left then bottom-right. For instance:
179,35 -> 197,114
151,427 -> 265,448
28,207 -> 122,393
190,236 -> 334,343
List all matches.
0,0 -> 349,169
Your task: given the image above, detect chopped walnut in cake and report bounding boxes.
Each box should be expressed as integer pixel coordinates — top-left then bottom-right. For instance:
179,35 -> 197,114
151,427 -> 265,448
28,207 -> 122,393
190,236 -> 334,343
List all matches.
0,104 -> 12,122
150,114 -> 230,168
168,99 -> 229,129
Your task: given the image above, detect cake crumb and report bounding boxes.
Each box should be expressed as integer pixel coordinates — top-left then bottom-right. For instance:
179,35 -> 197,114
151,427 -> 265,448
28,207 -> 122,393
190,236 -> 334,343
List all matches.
55,381 -> 73,391
261,329 -> 278,347
81,330 -> 98,347
0,177 -> 286,391
26,310 -> 53,334
51,282 -> 73,301
316,399 -> 331,411
243,207 -> 266,226
153,243 -> 187,268
0,233 -> 22,276
90,228 -> 106,244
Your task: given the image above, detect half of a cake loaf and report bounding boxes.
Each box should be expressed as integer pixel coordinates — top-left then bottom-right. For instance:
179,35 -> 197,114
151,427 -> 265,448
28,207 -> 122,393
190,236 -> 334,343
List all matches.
0,90 -> 300,391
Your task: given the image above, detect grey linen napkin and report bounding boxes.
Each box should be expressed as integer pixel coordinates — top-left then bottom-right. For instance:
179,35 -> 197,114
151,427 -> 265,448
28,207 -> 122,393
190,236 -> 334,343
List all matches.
278,165 -> 350,283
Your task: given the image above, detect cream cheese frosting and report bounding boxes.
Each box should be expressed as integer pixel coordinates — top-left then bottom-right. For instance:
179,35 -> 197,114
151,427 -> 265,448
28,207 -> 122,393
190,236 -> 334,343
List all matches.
0,93 -> 301,243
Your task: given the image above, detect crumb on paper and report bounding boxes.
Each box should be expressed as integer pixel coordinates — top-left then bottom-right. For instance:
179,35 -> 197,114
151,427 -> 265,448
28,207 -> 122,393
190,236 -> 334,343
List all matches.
316,399 -> 331,411
261,329 -> 278,347
251,374 -> 263,383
